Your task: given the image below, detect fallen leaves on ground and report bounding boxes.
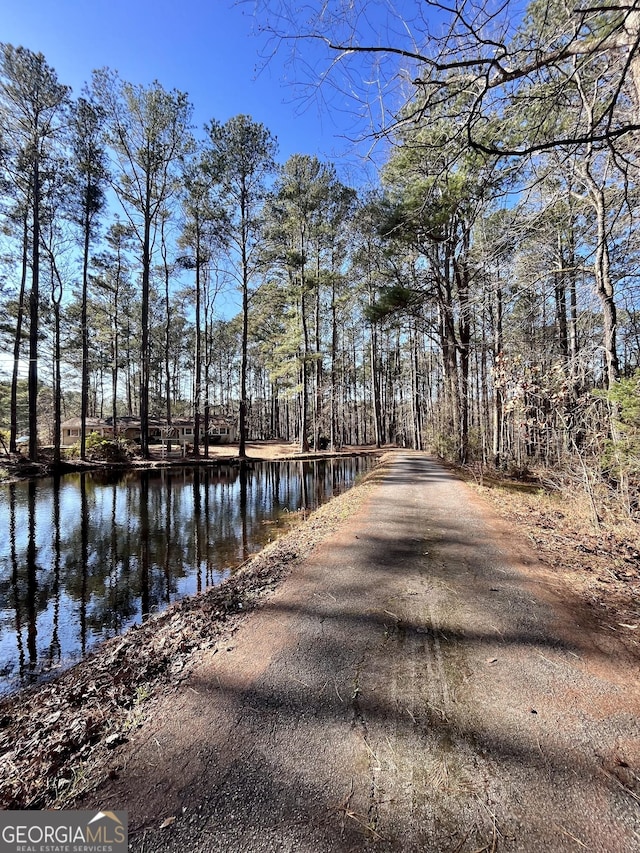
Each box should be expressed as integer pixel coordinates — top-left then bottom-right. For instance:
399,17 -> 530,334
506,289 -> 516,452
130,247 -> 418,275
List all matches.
0,455 -> 387,811
465,470 -> 640,659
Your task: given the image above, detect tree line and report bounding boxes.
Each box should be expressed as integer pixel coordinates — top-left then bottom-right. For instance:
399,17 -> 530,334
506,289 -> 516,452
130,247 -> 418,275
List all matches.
1,0 -> 640,516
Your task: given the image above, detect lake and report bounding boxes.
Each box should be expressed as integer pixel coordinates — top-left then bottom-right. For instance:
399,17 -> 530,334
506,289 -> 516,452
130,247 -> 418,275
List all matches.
0,456 -> 374,696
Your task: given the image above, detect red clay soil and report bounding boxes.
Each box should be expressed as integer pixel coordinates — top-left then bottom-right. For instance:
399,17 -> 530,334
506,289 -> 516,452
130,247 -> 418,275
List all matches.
66,452 -> 640,853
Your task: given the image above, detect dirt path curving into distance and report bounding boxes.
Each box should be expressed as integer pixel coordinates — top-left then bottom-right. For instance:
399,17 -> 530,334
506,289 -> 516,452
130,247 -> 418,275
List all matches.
78,452 -> 640,852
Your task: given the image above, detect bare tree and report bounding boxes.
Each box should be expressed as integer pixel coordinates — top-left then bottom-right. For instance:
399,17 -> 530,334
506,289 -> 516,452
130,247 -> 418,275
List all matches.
253,0 -> 640,156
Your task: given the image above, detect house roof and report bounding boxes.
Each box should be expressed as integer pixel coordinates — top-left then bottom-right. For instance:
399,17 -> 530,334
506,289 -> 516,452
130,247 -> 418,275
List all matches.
61,417 -> 112,429
171,416 -> 235,426
60,415 -> 235,430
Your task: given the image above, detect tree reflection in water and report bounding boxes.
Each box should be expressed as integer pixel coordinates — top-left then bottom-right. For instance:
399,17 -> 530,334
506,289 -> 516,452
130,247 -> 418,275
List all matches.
0,456 -> 373,695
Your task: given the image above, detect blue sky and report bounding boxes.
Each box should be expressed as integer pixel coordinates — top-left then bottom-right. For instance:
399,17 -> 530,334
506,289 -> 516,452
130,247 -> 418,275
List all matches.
0,0 -> 394,372
2,0 -> 383,182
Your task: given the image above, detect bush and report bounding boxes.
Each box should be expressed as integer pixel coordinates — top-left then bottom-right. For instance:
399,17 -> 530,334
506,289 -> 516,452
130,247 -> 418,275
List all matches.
66,432 -> 134,463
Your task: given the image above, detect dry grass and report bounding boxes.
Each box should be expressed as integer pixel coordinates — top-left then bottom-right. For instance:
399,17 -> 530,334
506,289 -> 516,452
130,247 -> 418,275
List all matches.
459,464 -> 640,657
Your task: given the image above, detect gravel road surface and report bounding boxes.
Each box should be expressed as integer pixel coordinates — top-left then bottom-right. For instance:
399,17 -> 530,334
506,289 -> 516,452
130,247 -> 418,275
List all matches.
86,452 -> 640,852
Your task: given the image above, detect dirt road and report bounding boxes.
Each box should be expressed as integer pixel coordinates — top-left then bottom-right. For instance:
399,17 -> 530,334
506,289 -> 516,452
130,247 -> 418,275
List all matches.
83,452 -> 640,852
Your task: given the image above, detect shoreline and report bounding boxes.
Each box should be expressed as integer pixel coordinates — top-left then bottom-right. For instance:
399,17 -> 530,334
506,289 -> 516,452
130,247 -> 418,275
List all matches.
0,441 -> 386,484
0,452 -> 391,809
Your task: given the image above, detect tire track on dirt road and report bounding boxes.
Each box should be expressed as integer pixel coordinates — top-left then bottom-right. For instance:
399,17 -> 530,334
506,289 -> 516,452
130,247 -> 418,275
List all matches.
82,452 -> 640,852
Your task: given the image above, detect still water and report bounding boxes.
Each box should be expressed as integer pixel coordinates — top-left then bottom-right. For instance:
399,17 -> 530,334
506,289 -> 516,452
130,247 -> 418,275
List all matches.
0,456 -> 373,696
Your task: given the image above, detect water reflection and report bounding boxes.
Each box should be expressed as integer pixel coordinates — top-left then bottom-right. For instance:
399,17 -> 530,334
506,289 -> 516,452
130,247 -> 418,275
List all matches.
0,457 -> 372,695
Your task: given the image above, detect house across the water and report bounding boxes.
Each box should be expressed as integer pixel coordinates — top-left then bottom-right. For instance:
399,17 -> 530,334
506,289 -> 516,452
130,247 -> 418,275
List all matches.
159,416 -> 236,446
61,416 -> 113,445
60,415 -> 237,447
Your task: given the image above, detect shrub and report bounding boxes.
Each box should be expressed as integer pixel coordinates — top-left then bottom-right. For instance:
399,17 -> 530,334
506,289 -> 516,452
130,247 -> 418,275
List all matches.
66,432 -> 134,463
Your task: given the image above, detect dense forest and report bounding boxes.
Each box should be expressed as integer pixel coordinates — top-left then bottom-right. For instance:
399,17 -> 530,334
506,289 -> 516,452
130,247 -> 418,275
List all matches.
1,0 -> 640,518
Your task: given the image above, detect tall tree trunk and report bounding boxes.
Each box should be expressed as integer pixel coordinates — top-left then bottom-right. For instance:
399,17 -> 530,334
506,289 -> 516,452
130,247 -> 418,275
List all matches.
455,248 -> 471,465
409,323 -> 419,450
330,276 -> 338,451
203,289 -> 212,458
52,271 -> 62,466
576,81 -> 620,388
299,240 -> 311,453
369,286 -> 383,449
439,288 -> 460,456
492,278 -> 504,468
125,314 -> 134,416
111,289 -> 120,439
314,251 -> 322,449
592,187 -> 619,386
193,220 -> 202,457
140,201 -> 152,458
28,157 -> 40,462
238,192 -> 249,459
351,332 -> 359,445
555,227 -> 569,368
80,191 -> 91,460
10,205 -> 29,454
162,221 -> 172,452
